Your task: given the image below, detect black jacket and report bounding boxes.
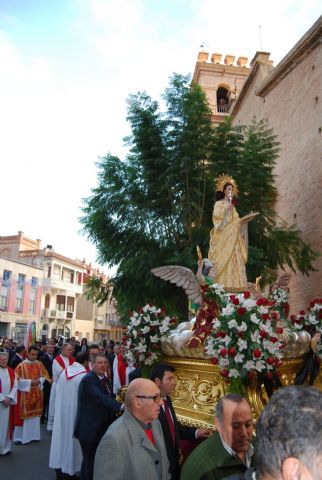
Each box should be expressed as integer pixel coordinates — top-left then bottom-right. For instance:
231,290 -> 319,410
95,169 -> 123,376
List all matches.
158,395 -> 196,480
74,371 -> 122,443
9,353 -> 23,370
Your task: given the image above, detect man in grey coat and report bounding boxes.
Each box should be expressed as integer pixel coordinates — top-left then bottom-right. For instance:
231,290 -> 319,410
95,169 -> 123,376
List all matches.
94,378 -> 170,480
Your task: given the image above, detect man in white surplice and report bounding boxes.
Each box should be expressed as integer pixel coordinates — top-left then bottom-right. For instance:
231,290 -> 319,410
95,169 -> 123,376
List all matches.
49,352 -> 89,477
47,343 -> 74,431
0,350 -> 18,455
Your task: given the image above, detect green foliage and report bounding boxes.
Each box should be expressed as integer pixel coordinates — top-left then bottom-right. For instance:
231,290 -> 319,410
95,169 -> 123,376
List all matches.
81,74 -> 317,320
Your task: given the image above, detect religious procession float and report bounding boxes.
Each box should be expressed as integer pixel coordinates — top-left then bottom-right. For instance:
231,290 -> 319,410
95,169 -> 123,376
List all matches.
123,175 -> 322,427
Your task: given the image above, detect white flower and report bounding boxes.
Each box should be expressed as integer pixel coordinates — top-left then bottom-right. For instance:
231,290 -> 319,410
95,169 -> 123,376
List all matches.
228,369 -> 240,378
228,319 -> 238,329
150,320 -> 160,326
219,358 -> 229,367
205,343 -> 216,356
255,360 -> 266,372
150,334 -> 160,343
250,313 -> 260,324
263,340 -> 280,354
160,318 -> 170,333
309,314 -> 318,325
138,353 -> 145,362
221,335 -> 232,346
141,326 -> 150,334
243,298 -> 256,309
234,353 -> 245,363
135,343 -> 147,353
237,338 -> 248,351
129,317 -> 141,327
245,360 -> 255,370
258,306 -> 268,314
212,318 -> 221,329
132,330 -> 137,339
251,331 -> 260,343
236,322 -> 247,332
143,315 -> 150,323
222,305 -> 235,316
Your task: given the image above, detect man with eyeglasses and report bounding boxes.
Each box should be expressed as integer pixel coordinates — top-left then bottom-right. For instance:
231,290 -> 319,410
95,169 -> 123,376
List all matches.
94,378 -> 170,480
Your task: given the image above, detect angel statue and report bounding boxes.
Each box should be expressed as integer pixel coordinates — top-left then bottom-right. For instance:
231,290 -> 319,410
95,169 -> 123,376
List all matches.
208,174 -> 258,291
151,252 -> 220,357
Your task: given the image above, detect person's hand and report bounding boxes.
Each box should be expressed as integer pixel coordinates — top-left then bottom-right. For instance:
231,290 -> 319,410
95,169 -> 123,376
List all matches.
31,378 -> 40,386
196,428 -> 212,439
2,397 -> 11,407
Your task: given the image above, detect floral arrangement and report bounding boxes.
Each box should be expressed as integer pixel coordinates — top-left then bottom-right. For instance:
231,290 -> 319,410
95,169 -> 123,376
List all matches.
124,304 -> 177,370
205,291 -> 284,384
289,298 -> 322,333
270,287 -> 290,320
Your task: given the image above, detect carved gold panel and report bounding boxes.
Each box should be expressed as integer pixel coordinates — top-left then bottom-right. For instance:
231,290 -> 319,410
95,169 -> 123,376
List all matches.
162,355 -> 322,428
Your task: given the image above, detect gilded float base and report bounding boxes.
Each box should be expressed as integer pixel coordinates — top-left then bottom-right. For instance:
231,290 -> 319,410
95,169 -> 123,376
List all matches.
162,355 -> 322,428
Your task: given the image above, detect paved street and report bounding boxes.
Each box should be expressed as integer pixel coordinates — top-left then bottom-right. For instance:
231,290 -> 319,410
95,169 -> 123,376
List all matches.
1,425 -> 56,480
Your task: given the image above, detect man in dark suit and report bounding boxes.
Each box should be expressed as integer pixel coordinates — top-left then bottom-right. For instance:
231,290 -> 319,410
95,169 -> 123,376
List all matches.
74,353 -> 123,480
9,344 -> 26,369
39,342 -> 56,423
150,364 -> 212,480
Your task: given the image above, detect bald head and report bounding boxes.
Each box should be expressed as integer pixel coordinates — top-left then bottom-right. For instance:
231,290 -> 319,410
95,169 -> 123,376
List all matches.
125,378 -> 163,424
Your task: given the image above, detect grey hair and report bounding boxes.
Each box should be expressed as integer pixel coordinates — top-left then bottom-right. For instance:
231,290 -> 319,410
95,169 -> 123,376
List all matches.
256,385 -> 322,479
91,353 -> 107,363
215,393 -> 245,423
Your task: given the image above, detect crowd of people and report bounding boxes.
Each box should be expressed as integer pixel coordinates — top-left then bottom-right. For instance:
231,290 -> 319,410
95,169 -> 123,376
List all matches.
1,336 -> 322,480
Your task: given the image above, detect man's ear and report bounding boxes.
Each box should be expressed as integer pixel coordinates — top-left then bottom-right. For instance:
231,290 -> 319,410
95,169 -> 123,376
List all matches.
281,458 -> 302,480
214,417 -> 222,434
154,377 -> 161,389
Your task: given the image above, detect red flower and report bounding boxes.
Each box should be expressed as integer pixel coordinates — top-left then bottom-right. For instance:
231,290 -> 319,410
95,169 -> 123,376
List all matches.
256,298 -> 264,306
146,352 -> 152,357
267,356 -> 274,365
169,318 -> 177,326
228,347 -> 236,357
238,332 -> 244,338
221,368 -> 229,378
270,336 -> 278,343
243,291 -> 251,299
232,298 -> 240,305
247,371 -> 254,380
253,349 -> 262,358
211,357 -> 219,365
259,330 -> 268,339
266,372 -> 273,380
299,310 -> 305,315
230,294 -> 236,301
261,313 -> 270,321
219,348 -> 228,357
237,307 -> 247,316
276,327 -> 284,334
271,312 -> 279,320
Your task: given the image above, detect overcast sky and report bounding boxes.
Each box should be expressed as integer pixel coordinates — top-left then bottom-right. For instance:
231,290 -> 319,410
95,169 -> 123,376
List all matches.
0,0 -> 320,271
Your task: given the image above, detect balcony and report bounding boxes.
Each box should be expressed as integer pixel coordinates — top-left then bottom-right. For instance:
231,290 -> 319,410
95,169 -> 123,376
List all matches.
56,310 -> 74,321
42,277 -> 83,295
41,308 -> 57,318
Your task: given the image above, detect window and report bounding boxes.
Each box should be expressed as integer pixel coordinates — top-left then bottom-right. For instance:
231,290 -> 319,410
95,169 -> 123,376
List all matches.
16,273 -> 25,312
29,277 -> 37,315
0,270 -> 11,311
216,86 -> 229,112
47,265 -> 52,278
56,295 -> 66,311
13,323 -> 27,342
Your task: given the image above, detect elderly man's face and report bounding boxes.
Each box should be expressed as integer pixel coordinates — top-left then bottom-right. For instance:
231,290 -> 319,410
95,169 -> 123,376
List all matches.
216,399 -> 253,456
136,384 -> 163,423
62,345 -> 74,357
92,356 -> 108,376
0,354 -> 9,368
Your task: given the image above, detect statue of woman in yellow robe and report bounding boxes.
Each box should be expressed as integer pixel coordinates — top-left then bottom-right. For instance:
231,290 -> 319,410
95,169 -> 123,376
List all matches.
208,175 -> 258,291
